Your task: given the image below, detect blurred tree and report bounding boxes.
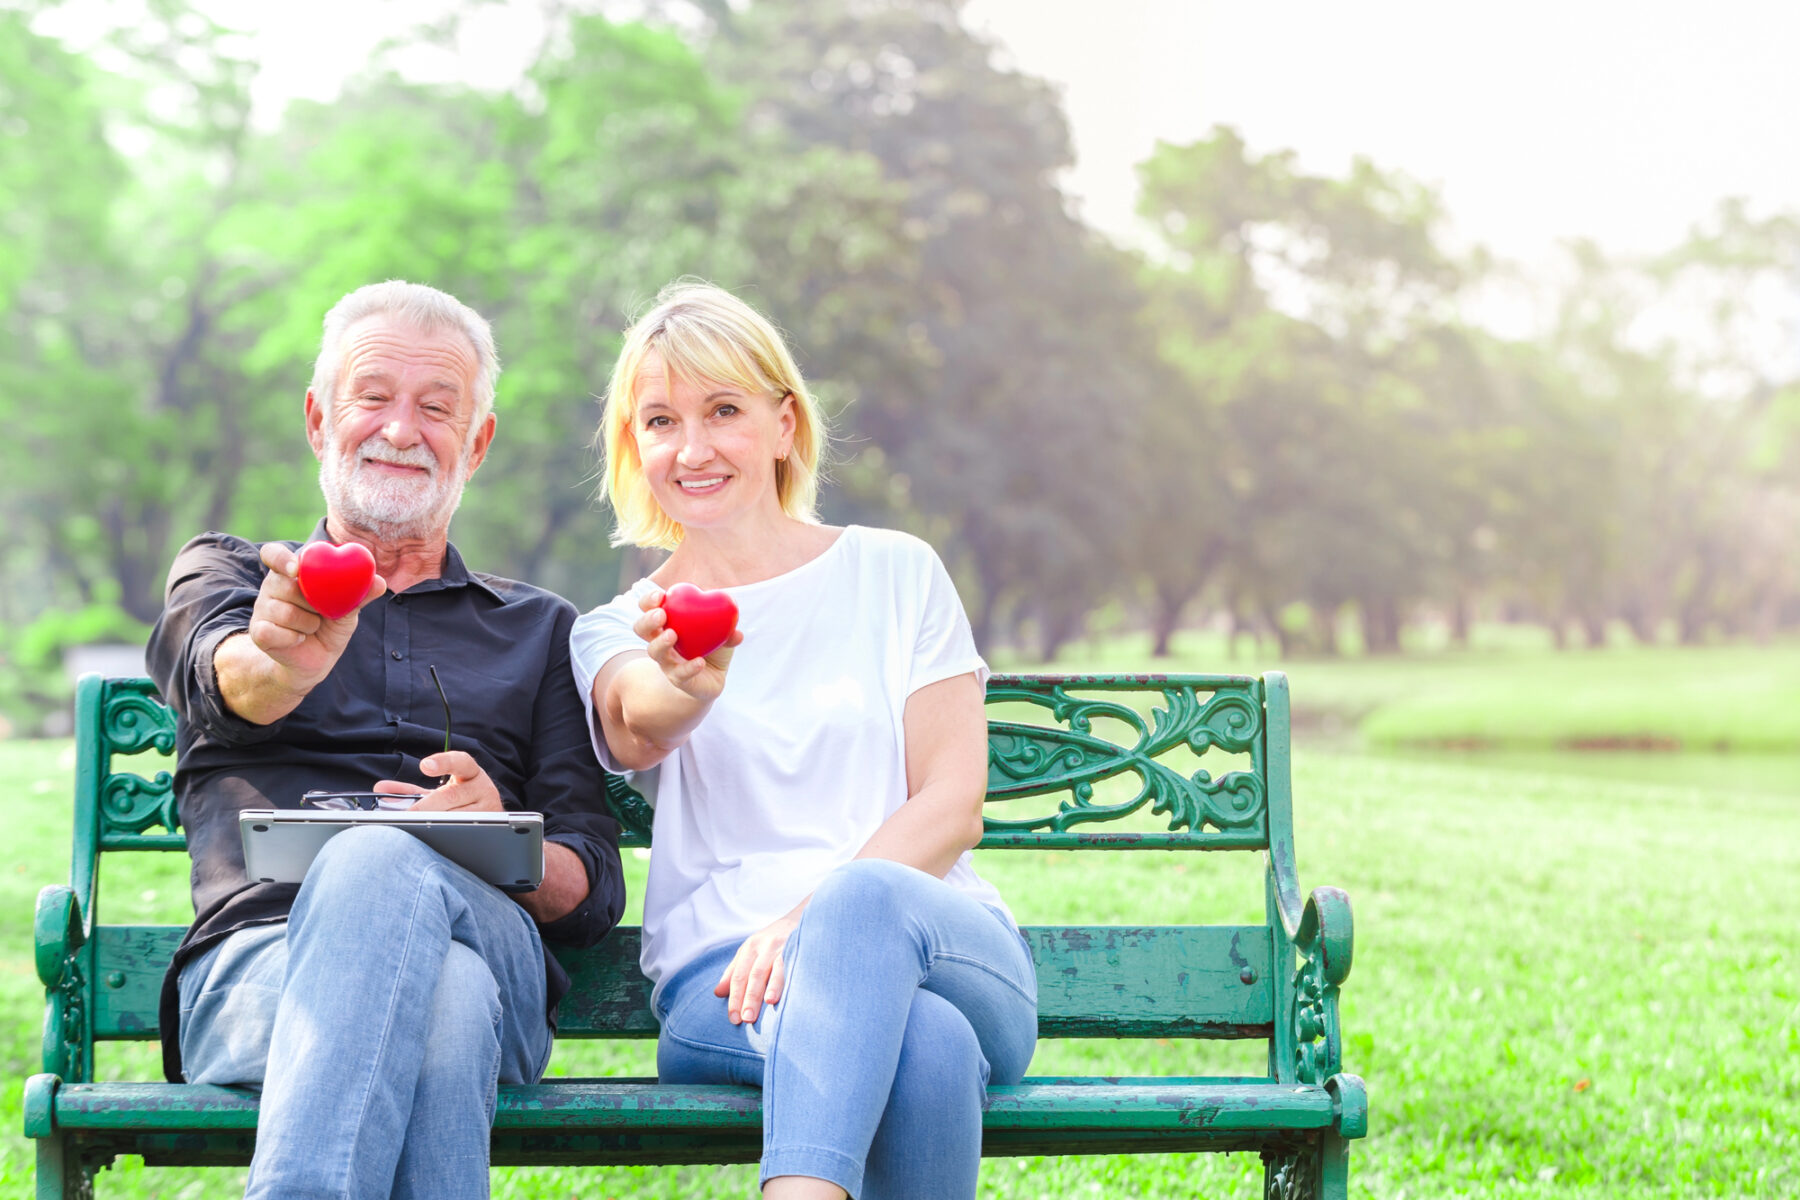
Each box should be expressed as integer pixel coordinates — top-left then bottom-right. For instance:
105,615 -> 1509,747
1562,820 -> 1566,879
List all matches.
1138,128 -> 1473,655
0,3 -> 268,624
696,0 -> 1156,656
0,10 -> 130,621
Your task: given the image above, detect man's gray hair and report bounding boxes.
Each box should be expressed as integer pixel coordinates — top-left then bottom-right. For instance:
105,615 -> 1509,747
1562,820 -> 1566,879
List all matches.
309,281 -> 500,424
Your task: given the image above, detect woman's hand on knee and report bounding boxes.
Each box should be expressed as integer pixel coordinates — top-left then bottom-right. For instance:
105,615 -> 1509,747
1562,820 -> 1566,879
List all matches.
715,908 -> 801,1025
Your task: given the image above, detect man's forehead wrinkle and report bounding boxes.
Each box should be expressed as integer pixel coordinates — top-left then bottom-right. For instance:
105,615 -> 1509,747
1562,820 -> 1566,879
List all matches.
340,320 -> 480,372
339,327 -> 478,404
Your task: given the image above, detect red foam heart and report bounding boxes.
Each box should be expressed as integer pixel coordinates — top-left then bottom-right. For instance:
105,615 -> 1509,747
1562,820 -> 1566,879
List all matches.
662,582 -> 739,660
295,540 -> 377,620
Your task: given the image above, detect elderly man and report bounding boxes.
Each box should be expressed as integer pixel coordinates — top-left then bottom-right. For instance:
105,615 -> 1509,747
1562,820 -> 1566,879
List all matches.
146,280 -> 624,1199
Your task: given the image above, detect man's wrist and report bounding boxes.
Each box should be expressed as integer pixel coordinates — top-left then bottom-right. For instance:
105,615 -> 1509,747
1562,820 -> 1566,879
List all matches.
215,633 -> 319,725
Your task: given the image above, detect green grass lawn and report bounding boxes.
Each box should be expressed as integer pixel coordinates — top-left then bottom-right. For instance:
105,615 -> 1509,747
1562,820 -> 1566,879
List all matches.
4,732 -> 1795,1198
999,631 -> 1800,754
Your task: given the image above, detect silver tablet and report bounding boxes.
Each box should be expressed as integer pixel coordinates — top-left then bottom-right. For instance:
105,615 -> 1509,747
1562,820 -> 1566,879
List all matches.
239,809 -> 544,893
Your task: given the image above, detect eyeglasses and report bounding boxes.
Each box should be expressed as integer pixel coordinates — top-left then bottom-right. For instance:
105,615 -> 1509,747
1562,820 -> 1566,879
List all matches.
430,664 -> 452,756
301,790 -> 422,811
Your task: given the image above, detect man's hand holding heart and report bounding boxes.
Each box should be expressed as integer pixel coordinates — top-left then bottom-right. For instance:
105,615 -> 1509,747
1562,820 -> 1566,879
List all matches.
247,541 -> 386,688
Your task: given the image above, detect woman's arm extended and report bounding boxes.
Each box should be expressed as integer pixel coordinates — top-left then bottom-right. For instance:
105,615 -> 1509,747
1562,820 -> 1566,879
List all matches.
717,670 -> 988,1024
592,588 -> 742,772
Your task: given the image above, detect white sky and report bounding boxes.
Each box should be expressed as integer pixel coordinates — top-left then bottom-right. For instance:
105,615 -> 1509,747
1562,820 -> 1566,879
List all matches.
38,0 -> 1800,305
963,0 -> 1800,266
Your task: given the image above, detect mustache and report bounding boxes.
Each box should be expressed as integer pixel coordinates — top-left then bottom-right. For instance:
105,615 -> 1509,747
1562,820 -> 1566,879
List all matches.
354,437 -> 437,473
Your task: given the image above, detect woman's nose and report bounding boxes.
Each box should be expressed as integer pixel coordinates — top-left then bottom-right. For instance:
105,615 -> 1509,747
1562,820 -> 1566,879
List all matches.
677,431 -> 715,465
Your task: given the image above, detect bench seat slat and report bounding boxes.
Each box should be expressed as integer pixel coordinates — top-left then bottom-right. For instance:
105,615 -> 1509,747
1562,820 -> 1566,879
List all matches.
50,1079 -> 1333,1135
92,924 -> 1274,1041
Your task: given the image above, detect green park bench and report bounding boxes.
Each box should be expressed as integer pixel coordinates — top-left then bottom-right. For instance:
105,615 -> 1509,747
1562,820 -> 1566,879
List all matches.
27,671 -> 1366,1198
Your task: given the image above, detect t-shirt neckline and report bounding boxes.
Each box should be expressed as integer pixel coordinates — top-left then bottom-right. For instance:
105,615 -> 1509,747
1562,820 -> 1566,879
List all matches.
650,525 -> 857,598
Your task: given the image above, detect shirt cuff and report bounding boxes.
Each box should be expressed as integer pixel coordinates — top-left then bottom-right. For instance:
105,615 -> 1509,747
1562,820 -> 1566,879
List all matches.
536,832 -> 615,948
190,625 -> 289,745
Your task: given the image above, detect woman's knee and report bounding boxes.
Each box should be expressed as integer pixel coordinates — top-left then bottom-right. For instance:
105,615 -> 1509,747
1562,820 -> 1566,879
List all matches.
808,858 -> 929,925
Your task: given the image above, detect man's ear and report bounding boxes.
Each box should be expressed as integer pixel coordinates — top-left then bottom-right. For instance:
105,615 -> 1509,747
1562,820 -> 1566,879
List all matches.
304,390 -> 327,460
464,412 -> 498,477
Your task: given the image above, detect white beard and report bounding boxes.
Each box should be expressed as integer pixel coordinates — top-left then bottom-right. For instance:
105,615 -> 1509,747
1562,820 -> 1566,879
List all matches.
318,417 -> 473,540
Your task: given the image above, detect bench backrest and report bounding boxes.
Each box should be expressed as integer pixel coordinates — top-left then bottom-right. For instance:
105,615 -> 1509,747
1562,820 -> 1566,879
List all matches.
57,672 -> 1308,1060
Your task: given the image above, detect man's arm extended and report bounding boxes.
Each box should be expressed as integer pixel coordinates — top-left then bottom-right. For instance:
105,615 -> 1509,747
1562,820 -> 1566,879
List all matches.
215,542 -> 385,725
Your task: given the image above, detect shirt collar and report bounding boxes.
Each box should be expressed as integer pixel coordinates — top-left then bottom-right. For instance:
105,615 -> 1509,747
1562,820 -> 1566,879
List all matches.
304,519 -> 505,604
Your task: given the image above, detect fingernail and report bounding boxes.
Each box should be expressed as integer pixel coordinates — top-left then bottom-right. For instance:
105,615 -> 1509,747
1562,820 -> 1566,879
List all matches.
742,1008 -> 754,1022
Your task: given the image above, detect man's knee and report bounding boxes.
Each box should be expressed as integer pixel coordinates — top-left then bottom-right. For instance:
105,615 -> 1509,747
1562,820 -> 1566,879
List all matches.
304,824 -> 437,897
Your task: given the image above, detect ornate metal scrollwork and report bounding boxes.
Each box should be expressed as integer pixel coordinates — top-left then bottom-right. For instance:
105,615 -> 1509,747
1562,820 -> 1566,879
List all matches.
603,773 -> 654,844
982,678 -> 1266,836
100,770 -> 179,836
101,687 -> 177,757
1262,1146 -> 1320,1200
99,686 -> 180,836
42,961 -> 90,1081
1292,954 -> 1342,1085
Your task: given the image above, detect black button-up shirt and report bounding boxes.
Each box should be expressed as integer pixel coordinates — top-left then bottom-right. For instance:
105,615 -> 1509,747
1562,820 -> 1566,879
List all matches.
146,524 -> 625,1081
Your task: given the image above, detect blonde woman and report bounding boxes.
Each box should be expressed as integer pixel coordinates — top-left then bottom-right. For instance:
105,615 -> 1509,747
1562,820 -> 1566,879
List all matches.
570,281 -> 1036,1200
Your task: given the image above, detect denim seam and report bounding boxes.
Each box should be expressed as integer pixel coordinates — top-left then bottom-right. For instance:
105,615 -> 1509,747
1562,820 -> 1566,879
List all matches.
759,1143 -> 864,1195
659,1020 -> 767,1065
331,854 -> 436,1198
926,950 -> 1038,1003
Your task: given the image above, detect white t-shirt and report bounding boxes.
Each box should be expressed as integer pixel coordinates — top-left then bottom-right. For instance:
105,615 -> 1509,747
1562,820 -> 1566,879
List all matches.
569,525 -> 1009,1000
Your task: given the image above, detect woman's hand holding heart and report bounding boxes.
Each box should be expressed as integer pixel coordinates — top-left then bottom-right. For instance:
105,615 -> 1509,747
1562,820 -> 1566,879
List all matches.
633,585 -> 743,702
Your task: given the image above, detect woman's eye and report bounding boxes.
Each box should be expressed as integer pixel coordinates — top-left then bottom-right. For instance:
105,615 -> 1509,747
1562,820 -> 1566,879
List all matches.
644,415 -> 672,429
713,404 -> 739,418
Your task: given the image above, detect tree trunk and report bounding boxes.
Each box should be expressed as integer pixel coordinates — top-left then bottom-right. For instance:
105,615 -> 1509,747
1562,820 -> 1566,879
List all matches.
1149,582 -> 1192,659
1312,603 -> 1340,657
1619,597 -> 1658,645
1676,562 -> 1718,645
1258,602 -> 1292,659
1038,613 -> 1075,664
1449,590 -> 1471,649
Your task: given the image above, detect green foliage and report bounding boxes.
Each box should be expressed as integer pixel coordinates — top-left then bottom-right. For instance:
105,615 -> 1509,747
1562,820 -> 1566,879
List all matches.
2,0 -> 1798,694
0,605 -> 149,734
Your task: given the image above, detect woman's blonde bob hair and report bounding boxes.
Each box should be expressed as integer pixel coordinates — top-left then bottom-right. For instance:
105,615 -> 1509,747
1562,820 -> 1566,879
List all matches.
600,280 -> 826,550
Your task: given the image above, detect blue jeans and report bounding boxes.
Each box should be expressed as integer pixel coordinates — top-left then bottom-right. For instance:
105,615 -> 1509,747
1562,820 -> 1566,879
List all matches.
178,825 -> 554,1200
655,858 -> 1038,1199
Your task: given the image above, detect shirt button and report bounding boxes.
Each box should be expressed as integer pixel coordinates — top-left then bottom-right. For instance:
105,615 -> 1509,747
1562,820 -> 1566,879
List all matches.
391,650 -> 403,660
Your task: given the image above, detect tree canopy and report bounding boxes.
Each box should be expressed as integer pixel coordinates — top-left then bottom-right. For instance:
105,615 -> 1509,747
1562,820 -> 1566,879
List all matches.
2,0 -> 1796,726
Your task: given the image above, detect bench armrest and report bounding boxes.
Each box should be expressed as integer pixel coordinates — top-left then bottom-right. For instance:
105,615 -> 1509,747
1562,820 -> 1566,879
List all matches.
1287,885 -> 1354,1087
36,886 -> 85,988
36,885 -> 92,1081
